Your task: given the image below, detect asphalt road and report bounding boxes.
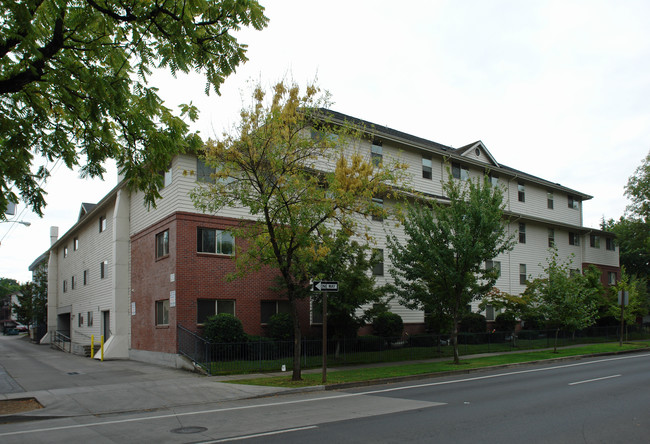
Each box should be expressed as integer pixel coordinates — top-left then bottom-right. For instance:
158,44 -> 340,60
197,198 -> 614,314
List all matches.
1,352 -> 649,443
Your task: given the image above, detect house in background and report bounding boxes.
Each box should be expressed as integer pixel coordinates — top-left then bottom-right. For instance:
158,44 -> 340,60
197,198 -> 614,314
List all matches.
35,110 -> 619,367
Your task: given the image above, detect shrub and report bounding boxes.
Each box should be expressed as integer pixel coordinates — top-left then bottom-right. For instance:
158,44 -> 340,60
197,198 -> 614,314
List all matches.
202,313 -> 246,344
267,312 -> 294,341
494,312 -> 518,332
407,334 -> 438,347
372,311 -> 404,339
458,312 -> 486,333
355,335 -> 384,351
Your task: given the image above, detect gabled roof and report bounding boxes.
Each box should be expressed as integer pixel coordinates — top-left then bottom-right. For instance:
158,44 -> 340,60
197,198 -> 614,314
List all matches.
318,109 -> 592,201
454,141 -> 500,168
78,203 -> 97,221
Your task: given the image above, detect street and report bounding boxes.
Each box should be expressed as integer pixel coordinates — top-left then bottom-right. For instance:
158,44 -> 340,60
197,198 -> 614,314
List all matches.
1,341 -> 649,443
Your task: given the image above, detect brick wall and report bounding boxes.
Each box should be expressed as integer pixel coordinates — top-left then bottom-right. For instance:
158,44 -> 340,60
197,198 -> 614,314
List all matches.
130,212 -> 313,354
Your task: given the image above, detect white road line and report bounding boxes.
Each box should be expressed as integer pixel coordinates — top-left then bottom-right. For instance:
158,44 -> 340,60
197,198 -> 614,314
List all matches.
568,374 -> 621,386
1,352 -> 648,438
197,426 -> 318,443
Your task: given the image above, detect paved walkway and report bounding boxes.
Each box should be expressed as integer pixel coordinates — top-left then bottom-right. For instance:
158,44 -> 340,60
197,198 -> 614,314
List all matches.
0,335 -> 292,420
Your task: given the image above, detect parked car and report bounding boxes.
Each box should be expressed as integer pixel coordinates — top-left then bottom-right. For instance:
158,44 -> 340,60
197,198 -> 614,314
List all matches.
15,323 -> 28,332
3,328 -> 19,336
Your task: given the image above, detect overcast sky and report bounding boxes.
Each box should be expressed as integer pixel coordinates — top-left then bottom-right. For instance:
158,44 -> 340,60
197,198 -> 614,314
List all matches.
2,0 -> 649,283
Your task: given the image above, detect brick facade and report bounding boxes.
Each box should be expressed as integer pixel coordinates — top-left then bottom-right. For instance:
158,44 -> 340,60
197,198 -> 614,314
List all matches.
130,211 -> 312,354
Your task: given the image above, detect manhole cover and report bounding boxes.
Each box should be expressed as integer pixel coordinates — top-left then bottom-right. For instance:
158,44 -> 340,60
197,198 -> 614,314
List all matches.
170,426 -> 208,434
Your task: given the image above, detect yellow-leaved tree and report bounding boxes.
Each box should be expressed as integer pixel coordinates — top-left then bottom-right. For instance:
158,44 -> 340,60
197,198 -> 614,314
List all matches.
191,81 -> 409,380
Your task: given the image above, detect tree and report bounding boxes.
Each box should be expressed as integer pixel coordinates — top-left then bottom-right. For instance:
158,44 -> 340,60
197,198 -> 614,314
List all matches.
310,232 -> 387,345
624,151 -> 650,222
524,249 -> 598,352
387,173 -> 515,364
1,0 -> 268,218
0,277 -> 20,322
191,81 -> 408,380
12,268 -> 47,328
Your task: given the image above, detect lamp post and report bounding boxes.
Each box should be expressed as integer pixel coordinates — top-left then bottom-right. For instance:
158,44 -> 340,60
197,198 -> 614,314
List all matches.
0,220 -> 31,227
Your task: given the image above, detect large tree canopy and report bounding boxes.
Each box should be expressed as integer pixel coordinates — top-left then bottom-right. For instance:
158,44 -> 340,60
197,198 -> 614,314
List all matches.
191,81 -> 408,380
1,0 -> 268,218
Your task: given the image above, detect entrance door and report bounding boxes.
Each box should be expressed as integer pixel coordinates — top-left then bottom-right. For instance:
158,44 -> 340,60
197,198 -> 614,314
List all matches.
102,310 -> 110,340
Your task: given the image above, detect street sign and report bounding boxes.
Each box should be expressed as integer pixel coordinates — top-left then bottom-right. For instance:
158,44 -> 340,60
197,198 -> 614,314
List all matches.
618,290 -> 629,306
312,280 -> 339,292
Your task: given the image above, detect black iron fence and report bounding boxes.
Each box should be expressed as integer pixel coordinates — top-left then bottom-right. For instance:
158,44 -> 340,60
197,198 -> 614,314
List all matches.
178,323 -> 650,376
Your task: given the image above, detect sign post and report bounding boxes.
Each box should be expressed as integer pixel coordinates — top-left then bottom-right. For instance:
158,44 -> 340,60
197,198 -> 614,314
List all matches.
312,281 -> 338,384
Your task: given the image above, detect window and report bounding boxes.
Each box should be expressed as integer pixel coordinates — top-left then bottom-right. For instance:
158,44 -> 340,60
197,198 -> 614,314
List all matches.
485,305 -> 495,322
197,158 -> 216,183
83,270 -> 89,285
71,275 -> 76,290
518,182 -> 525,202
78,313 -> 83,327
606,238 -> 616,251
100,260 -> 108,279
422,157 -> 432,179
63,280 -> 67,293
372,249 -> 384,276
311,297 -> 323,324
156,230 -> 169,259
590,235 -> 600,248
608,272 -> 616,285
99,216 -> 107,232
63,246 -> 68,258
371,141 -> 382,166
197,228 -> 234,255
548,228 -> 555,248
518,223 -> 526,244
260,300 -> 291,324
88,311 -> 93,326
371,197 -> 384,222
155,300 -> 170,326
74,237 -> 79,251
486,260 -> 501,277
452,162 -> 469,180
159,163 -> 172,187
547,192 -> 554,209
519,264 -> 527,285
197,299 -> 236,324
569,232 -> 580,246
568,195 -> 580,210
489,174 -> 499,187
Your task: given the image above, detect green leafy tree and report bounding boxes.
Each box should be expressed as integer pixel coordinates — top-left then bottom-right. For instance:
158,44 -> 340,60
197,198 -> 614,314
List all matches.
12,268 -> 47,328
606,269 -> 648,325
387,173 -> 515,364
310,233 -> 387,344
191,81 -> 408,380
1,0 -> 268,217
1,277 -> 20,322
624,151 -> 650,222
524,249 -> 598,352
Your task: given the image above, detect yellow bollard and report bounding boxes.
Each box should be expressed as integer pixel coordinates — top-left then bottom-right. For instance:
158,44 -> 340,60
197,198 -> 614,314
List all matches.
91,335 -> 94,358
101,335 -> 104,362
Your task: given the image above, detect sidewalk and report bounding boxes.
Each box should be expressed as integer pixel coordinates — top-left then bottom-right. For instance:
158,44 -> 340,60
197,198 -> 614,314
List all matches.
0,335 -> 293,421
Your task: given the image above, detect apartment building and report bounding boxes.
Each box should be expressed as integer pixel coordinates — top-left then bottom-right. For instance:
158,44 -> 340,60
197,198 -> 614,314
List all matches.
38,110 -> 619,366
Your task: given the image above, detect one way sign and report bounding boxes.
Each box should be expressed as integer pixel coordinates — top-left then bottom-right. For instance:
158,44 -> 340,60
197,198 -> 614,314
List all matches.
312,281 -> 339,292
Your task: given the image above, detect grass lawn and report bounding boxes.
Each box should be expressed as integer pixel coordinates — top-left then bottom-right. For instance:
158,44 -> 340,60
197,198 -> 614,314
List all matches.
226,341 -> 650,388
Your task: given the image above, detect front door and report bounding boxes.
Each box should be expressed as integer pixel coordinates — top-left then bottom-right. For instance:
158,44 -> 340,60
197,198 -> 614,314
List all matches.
102,310 -> 110,340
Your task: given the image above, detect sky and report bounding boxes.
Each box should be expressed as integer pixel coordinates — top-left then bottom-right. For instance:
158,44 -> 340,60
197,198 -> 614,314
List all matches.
2,0 -> 649,283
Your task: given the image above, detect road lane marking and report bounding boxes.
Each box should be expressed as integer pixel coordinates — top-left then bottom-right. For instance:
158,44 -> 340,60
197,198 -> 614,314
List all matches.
568,374 -> 621,386
0,352 -> 648,438
197,426 -> 318,442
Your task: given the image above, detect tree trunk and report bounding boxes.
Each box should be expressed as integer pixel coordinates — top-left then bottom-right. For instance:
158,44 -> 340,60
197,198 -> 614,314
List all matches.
291,300 -> 302,381
553,327 -> 559,353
